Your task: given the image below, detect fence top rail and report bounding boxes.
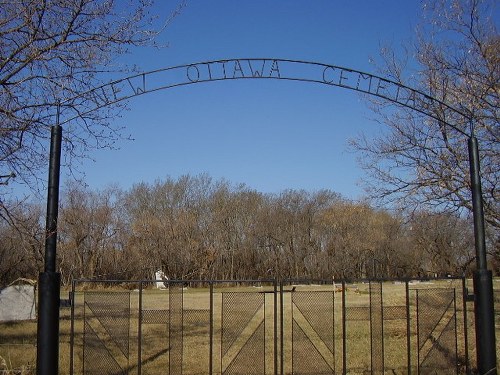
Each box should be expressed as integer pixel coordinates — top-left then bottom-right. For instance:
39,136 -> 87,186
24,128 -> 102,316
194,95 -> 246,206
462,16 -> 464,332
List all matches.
72,278 -> 278,285
72,277 -> 465,286
282,276 -> 465,284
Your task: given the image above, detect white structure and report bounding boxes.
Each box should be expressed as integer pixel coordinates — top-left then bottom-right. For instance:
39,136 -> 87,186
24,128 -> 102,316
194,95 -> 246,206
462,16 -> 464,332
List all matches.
0,279 -> 36,321
155,270 -> 168,289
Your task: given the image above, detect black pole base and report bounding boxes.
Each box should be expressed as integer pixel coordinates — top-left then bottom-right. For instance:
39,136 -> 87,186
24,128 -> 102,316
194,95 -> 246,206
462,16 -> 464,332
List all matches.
473,269 -> 497,375
36,271 -> 61,375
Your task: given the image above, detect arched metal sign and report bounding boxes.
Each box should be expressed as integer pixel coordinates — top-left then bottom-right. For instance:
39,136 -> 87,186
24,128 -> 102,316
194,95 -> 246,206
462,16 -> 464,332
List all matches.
38,58 -> 496,375
59,58 -> 470,136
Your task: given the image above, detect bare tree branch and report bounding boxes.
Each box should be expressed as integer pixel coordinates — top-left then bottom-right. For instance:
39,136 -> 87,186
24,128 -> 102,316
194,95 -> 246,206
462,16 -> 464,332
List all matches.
353,0 -> 499,231
0,0 -> 186,204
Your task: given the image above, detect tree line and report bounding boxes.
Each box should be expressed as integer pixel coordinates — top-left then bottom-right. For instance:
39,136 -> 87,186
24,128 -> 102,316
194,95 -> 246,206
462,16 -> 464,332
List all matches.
1,174 -> 497,287
1,0 -> 497,286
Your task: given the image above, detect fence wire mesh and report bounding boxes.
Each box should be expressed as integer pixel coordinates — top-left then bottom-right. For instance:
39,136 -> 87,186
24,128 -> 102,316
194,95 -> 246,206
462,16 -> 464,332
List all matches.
291,290 -> 335,375
69,278 -> 475,375
369,281 -> 384,374
83,291 -> 131,375
416,288 -> 458,375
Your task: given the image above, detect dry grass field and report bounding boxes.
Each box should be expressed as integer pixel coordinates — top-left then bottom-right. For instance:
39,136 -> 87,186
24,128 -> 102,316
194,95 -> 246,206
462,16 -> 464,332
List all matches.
0,298 -> 72,375
1,279 -> 499,374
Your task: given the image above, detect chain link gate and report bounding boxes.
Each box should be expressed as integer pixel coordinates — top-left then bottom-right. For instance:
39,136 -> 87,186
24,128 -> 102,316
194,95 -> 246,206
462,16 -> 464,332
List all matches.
70,280 -> 277,375
70,278 -> 470,375
285,286 -> 336,375
82,291 -> 132,374
414,288 -> 459,374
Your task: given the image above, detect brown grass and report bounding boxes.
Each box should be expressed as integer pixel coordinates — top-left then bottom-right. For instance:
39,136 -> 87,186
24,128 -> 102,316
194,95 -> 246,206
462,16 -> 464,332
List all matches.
0,279 -> 498,374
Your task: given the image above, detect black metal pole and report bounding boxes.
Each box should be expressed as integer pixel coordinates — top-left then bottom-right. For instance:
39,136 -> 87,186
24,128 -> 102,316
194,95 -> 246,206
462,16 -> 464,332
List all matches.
36,123 -> 62,375
209,282 -> 214,375
280,280 -> 284,375
274,279 -> 278,375
468,136 -> 497,375
138,281 -> 143,375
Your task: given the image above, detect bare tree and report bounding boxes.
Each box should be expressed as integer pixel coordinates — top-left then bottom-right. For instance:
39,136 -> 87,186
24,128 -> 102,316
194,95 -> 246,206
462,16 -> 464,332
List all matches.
0,202 -> 44,285
48,174 -> 482,281
0,0 -> 185,196
408,211 -> 475,276
318,201 -> 402,279
58,183 -> 124,281
352,0 -> 499,231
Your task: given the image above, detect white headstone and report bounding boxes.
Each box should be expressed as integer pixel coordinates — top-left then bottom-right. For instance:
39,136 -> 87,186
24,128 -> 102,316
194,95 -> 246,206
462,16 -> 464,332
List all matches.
155,270 -> 168,289
0,284 -> 36,321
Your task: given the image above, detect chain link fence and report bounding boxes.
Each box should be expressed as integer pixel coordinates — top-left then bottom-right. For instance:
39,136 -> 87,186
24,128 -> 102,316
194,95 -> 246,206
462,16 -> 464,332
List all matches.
66,277 -> 486,375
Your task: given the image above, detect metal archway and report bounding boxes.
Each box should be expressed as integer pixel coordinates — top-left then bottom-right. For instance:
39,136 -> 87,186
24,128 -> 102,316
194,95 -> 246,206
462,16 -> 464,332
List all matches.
57,58 -> 471,136
38,58 -> 496,375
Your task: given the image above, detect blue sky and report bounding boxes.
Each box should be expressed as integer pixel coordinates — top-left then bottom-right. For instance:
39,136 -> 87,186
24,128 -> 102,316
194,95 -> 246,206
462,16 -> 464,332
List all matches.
46,1 -> 423,200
